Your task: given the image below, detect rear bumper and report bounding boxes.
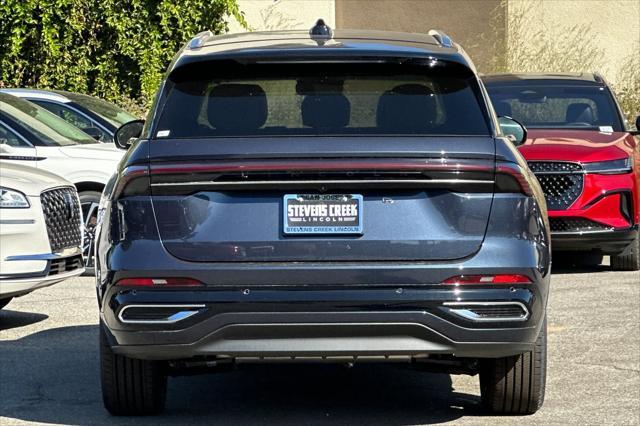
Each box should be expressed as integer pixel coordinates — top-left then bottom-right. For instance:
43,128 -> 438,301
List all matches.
102,286 -> 545,361
551,225 -> 638,254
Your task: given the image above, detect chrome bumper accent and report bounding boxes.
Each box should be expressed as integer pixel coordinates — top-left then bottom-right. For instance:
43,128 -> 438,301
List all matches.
118,304 -> 206,324
5,247 -> 82,261
443,301 -> 529,322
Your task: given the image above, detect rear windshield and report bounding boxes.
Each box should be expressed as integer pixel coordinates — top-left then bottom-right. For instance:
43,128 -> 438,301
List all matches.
485,84 -> 623,131
154,61 -> 491,138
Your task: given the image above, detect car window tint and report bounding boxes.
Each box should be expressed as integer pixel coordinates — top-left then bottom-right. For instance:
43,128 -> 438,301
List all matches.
0,122 -> 30,147
32,100 -> 92,128
0,93 -> 96,146
155,61 -> 491,138
57,92 -> 138,127
32,100 -> 112,142
486,85 -> 622,131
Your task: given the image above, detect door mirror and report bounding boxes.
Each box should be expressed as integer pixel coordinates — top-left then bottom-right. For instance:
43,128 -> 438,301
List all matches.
498,116 -> 527,146
114,120 -> 144,150
634,115 -> 640,135
83,127 -> 103,141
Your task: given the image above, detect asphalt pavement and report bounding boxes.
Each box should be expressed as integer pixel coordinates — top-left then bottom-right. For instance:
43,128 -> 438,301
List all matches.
1,259 -> 638,425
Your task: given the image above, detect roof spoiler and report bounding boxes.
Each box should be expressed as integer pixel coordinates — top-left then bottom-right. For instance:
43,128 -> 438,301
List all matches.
428,30 -> 454,48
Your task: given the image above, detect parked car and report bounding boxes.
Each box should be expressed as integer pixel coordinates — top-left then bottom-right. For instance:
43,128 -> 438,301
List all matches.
0,88 -> 138,143
483,73 -> 640,270
96,23 -> 551,416
0,92 -> 124,270
0,162 -> 84,309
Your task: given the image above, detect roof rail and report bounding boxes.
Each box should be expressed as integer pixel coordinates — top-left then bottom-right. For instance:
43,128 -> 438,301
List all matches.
187,30 -> 214,50
428,30 -> 453,48
592,72 -> 605,84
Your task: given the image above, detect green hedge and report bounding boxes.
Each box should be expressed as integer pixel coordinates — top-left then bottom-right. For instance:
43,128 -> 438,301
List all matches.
0,0 -> 246,115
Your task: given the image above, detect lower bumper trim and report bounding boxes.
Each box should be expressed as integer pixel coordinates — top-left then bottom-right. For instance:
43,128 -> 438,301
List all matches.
106,319 -> 536,361
552,225 -> 638,254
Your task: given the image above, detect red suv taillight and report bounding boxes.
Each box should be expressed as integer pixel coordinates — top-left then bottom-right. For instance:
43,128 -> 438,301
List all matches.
443,274 -> 532,285
115,278 -> 203,287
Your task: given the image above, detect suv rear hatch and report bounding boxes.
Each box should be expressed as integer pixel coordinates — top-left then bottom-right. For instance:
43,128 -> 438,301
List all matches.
147,60 -> 496,262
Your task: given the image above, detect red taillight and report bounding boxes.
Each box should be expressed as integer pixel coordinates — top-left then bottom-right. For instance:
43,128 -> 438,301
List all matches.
443,274 -> 532,285
116,278 -> 203,287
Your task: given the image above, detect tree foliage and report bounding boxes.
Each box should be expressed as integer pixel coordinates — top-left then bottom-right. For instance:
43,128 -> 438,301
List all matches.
0,0 -> 246,115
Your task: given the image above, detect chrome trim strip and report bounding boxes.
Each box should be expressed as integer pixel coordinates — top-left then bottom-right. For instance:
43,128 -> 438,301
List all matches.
118,304 -> 206,324
585,168 -> 632,175
0,219 -> 35,224
151,179 -> 495,188
551,229 -> 615,235
443,301 -> 529,322
530,170 -> 585,175
5,247 -> 82,261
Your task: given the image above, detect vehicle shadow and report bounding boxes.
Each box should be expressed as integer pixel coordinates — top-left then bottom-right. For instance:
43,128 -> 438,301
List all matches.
551,255 -> 612,275
0,324 -> 486,425
0,309 -> 48,331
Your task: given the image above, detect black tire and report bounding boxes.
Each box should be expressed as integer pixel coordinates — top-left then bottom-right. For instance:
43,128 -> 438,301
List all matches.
79,190 -> 101,276
479,318 -> 546,415
100,326 -> 167,415
0,297 -> 12,310
610,234 -> 640,271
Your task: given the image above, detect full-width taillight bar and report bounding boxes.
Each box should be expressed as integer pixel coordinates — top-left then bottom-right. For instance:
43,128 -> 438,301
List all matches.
148,158 -> 494,175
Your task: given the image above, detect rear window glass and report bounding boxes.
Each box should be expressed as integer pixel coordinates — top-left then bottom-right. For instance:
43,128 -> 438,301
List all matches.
486,84 -> 622,131
154,61 -> 491,138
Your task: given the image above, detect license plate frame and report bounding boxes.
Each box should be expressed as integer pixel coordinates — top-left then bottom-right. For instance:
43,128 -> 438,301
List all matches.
283,194 -> 363,235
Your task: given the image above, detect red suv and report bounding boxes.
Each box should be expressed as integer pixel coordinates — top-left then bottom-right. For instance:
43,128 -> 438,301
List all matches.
484,73 -> 639,270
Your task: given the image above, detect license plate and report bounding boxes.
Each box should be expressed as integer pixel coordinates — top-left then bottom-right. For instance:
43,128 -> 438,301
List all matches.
283,194 -> 363,235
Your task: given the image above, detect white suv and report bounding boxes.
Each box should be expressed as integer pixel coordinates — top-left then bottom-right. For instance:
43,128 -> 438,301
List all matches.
0,162 -> 84,309
0,92 -> 125,270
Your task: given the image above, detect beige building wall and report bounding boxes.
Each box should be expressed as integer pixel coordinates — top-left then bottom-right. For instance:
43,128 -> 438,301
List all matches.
507,0 -> 640,84
335,0 -> 506,71
227,0 -> 639,85
228,0 -> 335,33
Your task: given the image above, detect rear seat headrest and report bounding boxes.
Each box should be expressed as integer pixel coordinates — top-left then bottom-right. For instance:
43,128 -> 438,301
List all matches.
301,94 -> 351,129
566,102 -> 595,124
376,84 -> 437,132
207,84 -> 267,131
493,100 -> 513,117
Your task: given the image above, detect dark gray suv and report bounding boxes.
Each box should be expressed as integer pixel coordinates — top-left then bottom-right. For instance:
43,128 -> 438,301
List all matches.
96,22 -> 551,416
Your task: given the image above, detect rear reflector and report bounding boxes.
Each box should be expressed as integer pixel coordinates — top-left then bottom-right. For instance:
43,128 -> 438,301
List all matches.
443,274 -> 532,285
116,278 -> 203,287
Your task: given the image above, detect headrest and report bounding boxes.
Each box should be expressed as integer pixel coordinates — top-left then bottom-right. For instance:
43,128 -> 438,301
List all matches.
493,100 -> 512,117
301,94 -> 351,129
376,84 -> 437,132
207,84 -> 267,131
566,103 -> 594,124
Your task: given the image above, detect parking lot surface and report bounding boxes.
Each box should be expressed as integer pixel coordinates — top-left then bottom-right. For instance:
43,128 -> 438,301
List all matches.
1,260 -> 638,425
